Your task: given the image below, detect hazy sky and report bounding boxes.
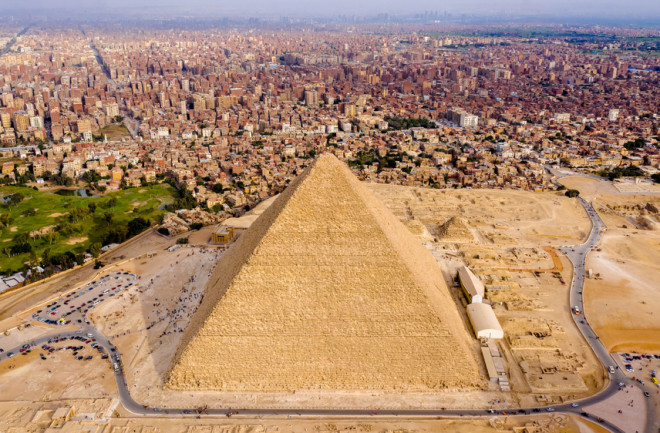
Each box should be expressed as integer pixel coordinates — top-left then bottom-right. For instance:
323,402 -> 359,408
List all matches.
2,0 -> 659,20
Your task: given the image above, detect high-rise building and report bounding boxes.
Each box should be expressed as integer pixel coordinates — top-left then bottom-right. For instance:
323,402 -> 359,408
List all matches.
76,119 -> 92,134
448,107 -> 478,128
608,109 -> 619,122
12,111 -> 29,131
304,90 -> 319,106
0,112 -> 10,128
29,116 -> 44,128
105,103 -> 120,118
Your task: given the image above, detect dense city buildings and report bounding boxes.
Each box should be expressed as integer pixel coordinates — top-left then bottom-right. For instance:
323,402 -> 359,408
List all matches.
0,14 -> 659,433
0,24 -> 658,213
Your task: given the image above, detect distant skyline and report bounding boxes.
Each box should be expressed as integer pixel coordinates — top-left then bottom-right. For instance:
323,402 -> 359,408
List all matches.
1,0 -> 659,22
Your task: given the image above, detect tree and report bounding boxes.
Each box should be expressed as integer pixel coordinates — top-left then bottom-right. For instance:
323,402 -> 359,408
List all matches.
42,247 -> 51,264
88,202 -> 97,213
0,213 -> 10,229
51,174 -> 73,186
82,170 -> 101,184
89,242 -> 102,258
46,231 -> 58,246
127,217 -> 150,237
565,189 -> 580,198
28,250 -> 39,268
157,227 -> 170,236
166,185 -> 197,210
623,138 -> 646,151
5,192 -> 24,208
103,226 -> 128,244
68,207 -> 88,223
103,211 -> 114,225
13,232 -> 30,245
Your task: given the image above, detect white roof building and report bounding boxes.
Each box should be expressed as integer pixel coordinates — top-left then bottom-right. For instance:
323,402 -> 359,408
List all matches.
458,266 -> 485,303
467,303 -> 503,340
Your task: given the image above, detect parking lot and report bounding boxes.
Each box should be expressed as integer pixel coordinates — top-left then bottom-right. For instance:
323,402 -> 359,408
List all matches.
0,270 -> 137,360
31,271 -> 137,327
3,332 -> 113,362
613,352 -> 660,397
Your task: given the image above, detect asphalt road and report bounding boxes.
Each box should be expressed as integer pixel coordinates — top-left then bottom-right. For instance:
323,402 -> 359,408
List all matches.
89,39 -> 140,139
562,199 -> 654,433
0,198 -> 645,433
0,25 -> 30,56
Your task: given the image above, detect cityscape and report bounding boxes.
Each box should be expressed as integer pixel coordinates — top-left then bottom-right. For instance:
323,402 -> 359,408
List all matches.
0,2 -> 659,433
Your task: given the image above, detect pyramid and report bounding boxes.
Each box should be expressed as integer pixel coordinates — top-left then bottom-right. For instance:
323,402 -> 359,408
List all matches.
435,216 -> 475,242
166,154 -> 481,391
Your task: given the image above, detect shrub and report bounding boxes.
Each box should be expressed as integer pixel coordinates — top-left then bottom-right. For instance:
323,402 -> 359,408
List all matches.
565,189 -> 580,198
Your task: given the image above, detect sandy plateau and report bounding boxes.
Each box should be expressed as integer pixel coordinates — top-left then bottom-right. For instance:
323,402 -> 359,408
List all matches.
560,176 -> 660,353
78,179 -> 604,411
0,173 -> 652,433
367,184 -> 604,404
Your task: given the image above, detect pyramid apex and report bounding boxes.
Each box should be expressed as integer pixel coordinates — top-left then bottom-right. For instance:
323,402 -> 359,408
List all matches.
311,152 -> 341,166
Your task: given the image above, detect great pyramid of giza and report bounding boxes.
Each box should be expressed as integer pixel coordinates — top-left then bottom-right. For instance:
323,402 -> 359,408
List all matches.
166,154 -> 481,391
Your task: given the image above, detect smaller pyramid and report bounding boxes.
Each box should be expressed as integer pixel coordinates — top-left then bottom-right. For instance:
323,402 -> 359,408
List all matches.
435,217 -> 475,242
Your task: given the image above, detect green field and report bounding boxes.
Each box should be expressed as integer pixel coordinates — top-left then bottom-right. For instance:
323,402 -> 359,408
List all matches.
97,124 -> 130,140
0,184 -> 175,274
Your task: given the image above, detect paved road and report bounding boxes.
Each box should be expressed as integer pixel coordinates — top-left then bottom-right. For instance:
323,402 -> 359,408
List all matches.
0,145 -> 39,153
0,25 -> 30,56
545,164 -> 608,182
0,317 -> 625,433
89,38 -> 140,139
557,195 -> 653,432
0,200 -> 643,432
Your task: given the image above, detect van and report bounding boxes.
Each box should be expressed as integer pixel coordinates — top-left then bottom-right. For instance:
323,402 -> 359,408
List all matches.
608,366 -> 615,374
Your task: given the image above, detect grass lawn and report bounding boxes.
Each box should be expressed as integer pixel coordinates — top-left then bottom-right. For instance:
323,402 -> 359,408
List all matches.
0,183 -> 175,273
98,124 -> 130,140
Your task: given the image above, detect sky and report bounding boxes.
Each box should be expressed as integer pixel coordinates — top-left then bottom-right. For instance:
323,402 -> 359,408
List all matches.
1,0 -> 659,21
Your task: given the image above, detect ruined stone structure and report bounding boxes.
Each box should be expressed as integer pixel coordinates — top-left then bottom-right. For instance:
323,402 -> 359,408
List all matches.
167,154 -> 480,391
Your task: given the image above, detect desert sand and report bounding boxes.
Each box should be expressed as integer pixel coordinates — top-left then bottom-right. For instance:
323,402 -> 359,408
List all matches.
0,163 -> 638,432
584,226 -> 660,353
367,182 -> 604,402
560,177 -> 660,353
